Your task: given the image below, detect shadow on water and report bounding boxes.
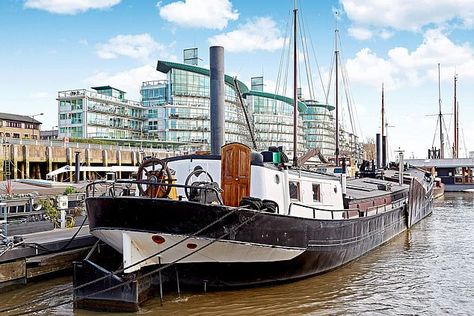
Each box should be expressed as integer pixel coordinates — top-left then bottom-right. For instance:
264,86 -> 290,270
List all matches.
1,193 -> 473,315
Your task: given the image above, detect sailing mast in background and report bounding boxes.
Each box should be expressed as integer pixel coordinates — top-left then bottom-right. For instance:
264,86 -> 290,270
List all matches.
334,19 -> 340,167
453,73 -> 459,159
438,63 -> 445,159
292,0 -> 298,167
381,83 -> 387,167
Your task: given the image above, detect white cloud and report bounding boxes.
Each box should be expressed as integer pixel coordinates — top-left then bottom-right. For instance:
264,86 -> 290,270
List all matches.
24,0 -> 121,15
347,27 -> 394,41
345,29 -> 474,89
158,0 -> 238,30
342,0 -> 474,31
209,17 -> 285,53
345,48 -> 399,88
96,34 -> 175,61
85,65 -> 167,100
348,27 -> 373,40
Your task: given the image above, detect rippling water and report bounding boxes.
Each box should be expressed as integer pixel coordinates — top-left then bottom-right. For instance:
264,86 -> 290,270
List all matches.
1,193 -> 473,315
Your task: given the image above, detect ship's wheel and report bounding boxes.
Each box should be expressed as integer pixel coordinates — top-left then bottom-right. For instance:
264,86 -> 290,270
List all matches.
184,167 -> 214,201
137,158 -> 172,198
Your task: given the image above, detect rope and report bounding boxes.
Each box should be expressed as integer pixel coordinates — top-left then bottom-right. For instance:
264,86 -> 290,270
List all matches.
23,215 -> 88,254
0,206 -> 244,314
8,210 -> 259,316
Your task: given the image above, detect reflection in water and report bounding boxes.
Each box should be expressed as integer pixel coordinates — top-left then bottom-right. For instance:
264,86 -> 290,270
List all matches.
1,193 -> 473,315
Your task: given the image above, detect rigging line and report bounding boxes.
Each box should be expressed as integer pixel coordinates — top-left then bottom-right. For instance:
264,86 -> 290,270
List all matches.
275,7 -> 292,96
343,60 -> 362,140
337,31 -> 357,136
297,10 -> 315,100
0,207 -> 242,314
340,67 -> 355,134
461,128 -> 467,158
326,51 -> 335,105
9,211 -> 260,316
431,118 -> 439,148
441,116 -> 452,157
304,14 -> 327,101
283,21 -> 294,97
299,3 -> 316,100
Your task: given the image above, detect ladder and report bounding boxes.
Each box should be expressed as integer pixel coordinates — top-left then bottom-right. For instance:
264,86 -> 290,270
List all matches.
3,160 -> 11,180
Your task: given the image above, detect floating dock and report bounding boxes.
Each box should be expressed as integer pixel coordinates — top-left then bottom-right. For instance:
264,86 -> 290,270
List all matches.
0,225 -> 96,288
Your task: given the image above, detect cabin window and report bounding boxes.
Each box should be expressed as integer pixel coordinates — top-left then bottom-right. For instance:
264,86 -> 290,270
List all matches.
312,183 -> 321,202
289,181 -> 300,200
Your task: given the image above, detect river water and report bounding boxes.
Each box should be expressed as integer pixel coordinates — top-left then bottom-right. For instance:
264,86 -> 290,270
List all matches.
1,192 -> 473,315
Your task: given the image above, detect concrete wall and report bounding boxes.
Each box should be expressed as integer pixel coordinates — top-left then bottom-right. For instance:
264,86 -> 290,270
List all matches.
0,143 -> 172,181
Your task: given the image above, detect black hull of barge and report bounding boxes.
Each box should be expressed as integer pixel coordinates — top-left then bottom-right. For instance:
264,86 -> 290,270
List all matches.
73,194 -> 432,310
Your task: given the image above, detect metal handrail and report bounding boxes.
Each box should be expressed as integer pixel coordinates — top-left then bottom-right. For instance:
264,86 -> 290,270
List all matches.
288,202 -> 357,219
85,179 -> 224,205
289,197 -> 406,220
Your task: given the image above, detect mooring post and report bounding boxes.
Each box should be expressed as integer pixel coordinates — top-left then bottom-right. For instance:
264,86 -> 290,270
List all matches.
0,202 -> 7,244
397,149 -> 405,185
75,151 -> 80,183
158,256 -> 163,306
175,267 -> 181,297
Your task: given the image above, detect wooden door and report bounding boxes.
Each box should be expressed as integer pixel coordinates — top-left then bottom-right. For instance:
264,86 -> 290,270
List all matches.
221,143 -> 252,206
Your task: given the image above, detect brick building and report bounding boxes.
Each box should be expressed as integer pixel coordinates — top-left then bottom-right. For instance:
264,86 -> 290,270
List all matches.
0,112 -> 42,140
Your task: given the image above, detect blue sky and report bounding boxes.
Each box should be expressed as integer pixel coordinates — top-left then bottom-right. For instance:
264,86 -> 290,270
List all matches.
1,0 -> 473,159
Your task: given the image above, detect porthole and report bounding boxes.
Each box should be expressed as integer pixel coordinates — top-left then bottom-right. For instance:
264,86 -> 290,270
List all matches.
275,174 -> 280,184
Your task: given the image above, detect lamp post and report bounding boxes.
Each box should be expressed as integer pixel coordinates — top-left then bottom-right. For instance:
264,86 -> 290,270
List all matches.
29,113 -> 44,140
51,125 -> 58,140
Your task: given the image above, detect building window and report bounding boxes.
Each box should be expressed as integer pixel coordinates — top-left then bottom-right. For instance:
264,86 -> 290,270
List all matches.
289,181 -> 300,200
7,121 -> 21,128
312,183 -> 321,202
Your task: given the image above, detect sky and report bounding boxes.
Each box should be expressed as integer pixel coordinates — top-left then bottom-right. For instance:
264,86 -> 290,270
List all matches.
1,0 -> 473,159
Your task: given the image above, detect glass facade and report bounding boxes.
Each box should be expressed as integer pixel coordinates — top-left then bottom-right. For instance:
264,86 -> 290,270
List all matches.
301,100 -> 336,158
243,91 -> 307,156
143,62 -> 250,148
57,87 -> 145,139
139,58 -> 361,160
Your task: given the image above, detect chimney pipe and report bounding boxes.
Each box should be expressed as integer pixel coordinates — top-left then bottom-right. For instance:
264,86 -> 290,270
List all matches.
75,151 -> 80,183
376,133 -> 381,169
210,46 -> 225,155
382,135 -> 387,168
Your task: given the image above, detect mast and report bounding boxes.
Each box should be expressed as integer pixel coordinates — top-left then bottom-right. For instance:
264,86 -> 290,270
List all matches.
292,0 -> 298,167
381,83 -> 386,168
335,27 -> 340,167
453,74 -> 458,158
438,63 -> 444,159
381,83 -> 385,138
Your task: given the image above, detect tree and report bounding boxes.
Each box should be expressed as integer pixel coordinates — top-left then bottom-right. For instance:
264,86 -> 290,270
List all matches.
362,138 -> 376,161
